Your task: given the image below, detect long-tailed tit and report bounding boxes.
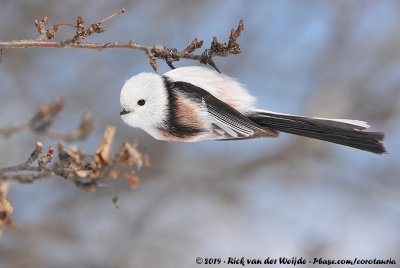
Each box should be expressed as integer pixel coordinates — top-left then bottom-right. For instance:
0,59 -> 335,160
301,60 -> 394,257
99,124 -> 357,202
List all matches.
120,66 -> 386,154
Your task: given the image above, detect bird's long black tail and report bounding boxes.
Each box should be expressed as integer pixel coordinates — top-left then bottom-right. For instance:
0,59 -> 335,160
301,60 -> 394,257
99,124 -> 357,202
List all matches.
248,111 -> 386,154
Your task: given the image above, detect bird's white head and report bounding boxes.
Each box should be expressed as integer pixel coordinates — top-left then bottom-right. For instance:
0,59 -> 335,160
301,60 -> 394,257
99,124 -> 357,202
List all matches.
120,72 -> 168,138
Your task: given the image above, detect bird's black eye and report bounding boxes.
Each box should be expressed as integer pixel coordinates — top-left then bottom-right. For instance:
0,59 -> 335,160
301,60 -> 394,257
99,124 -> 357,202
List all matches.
137,99 -> 146,106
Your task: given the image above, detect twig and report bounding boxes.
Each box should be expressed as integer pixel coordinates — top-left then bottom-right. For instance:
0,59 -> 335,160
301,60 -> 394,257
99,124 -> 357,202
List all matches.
33,9 -> 126,42
0,7 -> 244,73
0,97 -> 94,140
100,9 -> 126,24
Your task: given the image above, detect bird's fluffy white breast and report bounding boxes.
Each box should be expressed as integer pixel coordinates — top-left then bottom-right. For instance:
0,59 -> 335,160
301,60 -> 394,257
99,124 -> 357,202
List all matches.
164,66 -> 256,113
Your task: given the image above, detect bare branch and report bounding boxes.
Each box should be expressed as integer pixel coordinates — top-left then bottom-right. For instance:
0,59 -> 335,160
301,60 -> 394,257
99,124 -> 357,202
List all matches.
0,97 -> 94,141
33,9 -> 126,42
0,126 -> 149,196
0,9 -> 244,72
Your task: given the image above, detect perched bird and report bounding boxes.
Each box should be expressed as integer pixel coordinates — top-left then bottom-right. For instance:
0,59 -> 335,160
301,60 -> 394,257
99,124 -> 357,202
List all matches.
120,66 -> 386,154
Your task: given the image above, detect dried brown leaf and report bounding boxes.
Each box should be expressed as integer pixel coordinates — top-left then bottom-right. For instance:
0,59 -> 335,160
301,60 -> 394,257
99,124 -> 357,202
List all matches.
95,126 -> 116,165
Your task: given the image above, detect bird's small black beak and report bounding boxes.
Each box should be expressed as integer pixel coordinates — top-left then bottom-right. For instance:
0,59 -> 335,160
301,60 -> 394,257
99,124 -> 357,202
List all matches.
120,108 -> 130,115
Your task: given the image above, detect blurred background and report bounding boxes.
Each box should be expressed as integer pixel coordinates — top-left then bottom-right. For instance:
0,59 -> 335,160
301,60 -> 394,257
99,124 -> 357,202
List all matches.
1,0 -> 399,267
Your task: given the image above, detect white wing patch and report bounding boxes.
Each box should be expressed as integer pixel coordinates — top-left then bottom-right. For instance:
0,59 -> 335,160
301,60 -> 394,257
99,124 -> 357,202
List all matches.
208,106 -> 255,138
323,119 -> 370,129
